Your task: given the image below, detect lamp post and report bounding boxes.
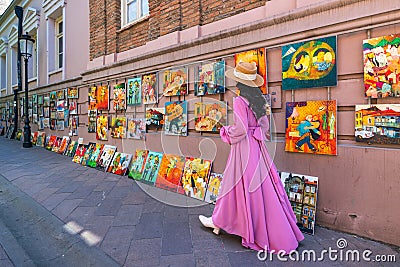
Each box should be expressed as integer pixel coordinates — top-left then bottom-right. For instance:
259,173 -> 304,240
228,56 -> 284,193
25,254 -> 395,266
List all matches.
19,33 -> 35,148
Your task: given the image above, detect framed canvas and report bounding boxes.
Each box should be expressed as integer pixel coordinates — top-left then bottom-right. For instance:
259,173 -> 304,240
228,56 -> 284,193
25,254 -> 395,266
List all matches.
178,157 -> 212,200
45,135 -> 57,150
164,101 -> 187,136
282,36 -> 337,90
88,110 -> 97,133
67,87 -> 79,99
36,132 -> 46,147
155,154 -> 186,192
145,107 -> 165,130
37,95 -> 44,105
96,85 -> 109,111
50,91 -> 57,101
162,67 -> 188,96
64,140 -> 78,157
69,100 -> 77,115
280,172 -> 318,235
194,101 -> 227,132
127,118 -> 146,140
72,144 -> 88,164
128,149 -> 149,180
43,118 -> 50,128
58,136 -> 70,154
107,152 -> 133,176
88,86 -> 97,110
81,142 -> 97,166
31,132 -> 38,145
56,90 -> 64,100
363,34 -> 400,98
110,116 -> 127,138
142,73 -> 157,104
234,48 -> 267,94
204,173 -> 223,204
87,144 -> 105,168
355,104 -> 400,144
195,61 -> 226,96
43,96 -> 50,107
141,151 -> 163,185
285,100 -> 337,155
96,145 -> 117,171
127,77 -> 142,105
113,83 -> 126,111
52,136 -> 63,153
96,115 -> 108,141
57,120 -> 65,131
69,115 -> 78,136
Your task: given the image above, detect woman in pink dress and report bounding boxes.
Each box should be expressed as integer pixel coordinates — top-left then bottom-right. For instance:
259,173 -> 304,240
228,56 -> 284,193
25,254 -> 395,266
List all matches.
199,61 -> 304,253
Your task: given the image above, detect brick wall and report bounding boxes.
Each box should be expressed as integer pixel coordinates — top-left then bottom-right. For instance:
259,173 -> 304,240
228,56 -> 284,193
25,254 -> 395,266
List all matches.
89,0 -> 265,60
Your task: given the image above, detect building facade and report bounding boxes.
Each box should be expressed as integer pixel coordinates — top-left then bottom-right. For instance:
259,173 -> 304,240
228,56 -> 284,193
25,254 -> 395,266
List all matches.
0,0 -> 399,247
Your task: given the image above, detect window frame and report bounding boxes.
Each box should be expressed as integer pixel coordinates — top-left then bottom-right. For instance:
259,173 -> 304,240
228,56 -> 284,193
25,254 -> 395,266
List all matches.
55,16 -> 63,69
121,0 -> 149,27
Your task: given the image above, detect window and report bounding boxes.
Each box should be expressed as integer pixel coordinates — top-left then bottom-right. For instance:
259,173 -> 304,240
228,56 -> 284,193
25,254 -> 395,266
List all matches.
0,54 -> 6,89
55,17 -> 63,69
28,35 -> 37,79
122,0 -> 149,26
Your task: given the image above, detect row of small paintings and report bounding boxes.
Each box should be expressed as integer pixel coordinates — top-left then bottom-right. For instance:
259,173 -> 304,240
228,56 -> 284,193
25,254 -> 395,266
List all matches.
31,132 -> 223,204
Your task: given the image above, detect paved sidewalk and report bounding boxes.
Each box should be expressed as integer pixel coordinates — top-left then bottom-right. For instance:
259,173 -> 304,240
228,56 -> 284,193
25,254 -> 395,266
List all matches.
0,137 -> 399,266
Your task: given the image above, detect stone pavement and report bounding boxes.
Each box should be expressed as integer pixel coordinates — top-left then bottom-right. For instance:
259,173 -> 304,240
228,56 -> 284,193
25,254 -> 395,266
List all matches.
0,137 -> 399,267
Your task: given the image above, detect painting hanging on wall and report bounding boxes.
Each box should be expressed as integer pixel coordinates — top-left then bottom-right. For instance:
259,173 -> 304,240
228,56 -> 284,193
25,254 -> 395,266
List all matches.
88,110 -> 97,133
44,96 -> 50,107
355,104 -> 400,144
128,149 -> 149,180
56,90 -> 64,100
285,100 -> 337,155
37,95 -> 44,105
127,77 -> 142,105
164,101 -> 187,136
88,86 -> 97,110
204,173 -> 223,204
96,115 -> 108,141
280,172 -> 318,235
178,157 -> 212,200
142,73 -> 158,104
69,100 -> 77,115
97,85 -> 109,111
49,91 -> 57,101
113,83 -> 126,111
69,115 -> 78,136
67,87 -> 79,99
194,101 -> 227,132
141,151 -> 163,184
234,48 -> 267,94
110,116 -> 127,138
155,154 -> 186,192
282,36 -> 337,90
127,118 -> 146,140
363,34 -> 400,98
145,107 -> 165,130
195,61 -> 226,96
162,67 -> 188,96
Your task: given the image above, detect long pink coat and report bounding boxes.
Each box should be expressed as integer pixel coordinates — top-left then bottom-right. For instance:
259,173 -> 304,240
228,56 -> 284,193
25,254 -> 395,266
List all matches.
212,96 -> 304,253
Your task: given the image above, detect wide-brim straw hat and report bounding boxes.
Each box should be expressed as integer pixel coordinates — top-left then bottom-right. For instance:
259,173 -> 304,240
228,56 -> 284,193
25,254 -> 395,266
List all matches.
225,61 -> 264,88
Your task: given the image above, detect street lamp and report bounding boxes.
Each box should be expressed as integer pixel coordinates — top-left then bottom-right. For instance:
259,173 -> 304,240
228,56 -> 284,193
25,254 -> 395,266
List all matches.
19,32 -> 35,148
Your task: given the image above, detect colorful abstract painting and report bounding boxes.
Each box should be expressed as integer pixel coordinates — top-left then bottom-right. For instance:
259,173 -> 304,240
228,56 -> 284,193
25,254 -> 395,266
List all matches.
355,104 -> 400,144
81,142 -> 97,166
67,87 -> 79,99
142,73 -> 157,104
204,173 -> 223,204
155,154 -> 186,192
280,172 -> 318,235
178,157 -> 212,200
164,101 -> 187,136
72,144 -> 88,164
97,85 -> 109,111
107,152 -> 133,176
52,137 -> 62,153
162,67 -> 188,96
282,36 -> 337,90
234,48 -> 267,94
88,110 -> 97,133
113,83 -> 126,111
194,101 -> 227,132
64,140 -> 78,157
363,34 -> 400,98
96,145 -> 117,171
58,136 -> 70,154
128,149 -> 149,180
195,61 -> 226,96
96,115 -> 108,141
110,116 -> 127,138
141,151 -> 163,185
45,135 -> 57,150
87,144 -> 105,168
127,118 -> 146,140
68,100 -> 77,115
88,86 -> 97,110
69,115 -> 78,136
145,107 -> 165,130
127,77 -> 142,105
285,100 -> 337,155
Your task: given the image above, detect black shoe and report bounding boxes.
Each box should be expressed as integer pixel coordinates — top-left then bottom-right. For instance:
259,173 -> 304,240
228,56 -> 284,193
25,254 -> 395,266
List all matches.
295,145 -> 303,151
